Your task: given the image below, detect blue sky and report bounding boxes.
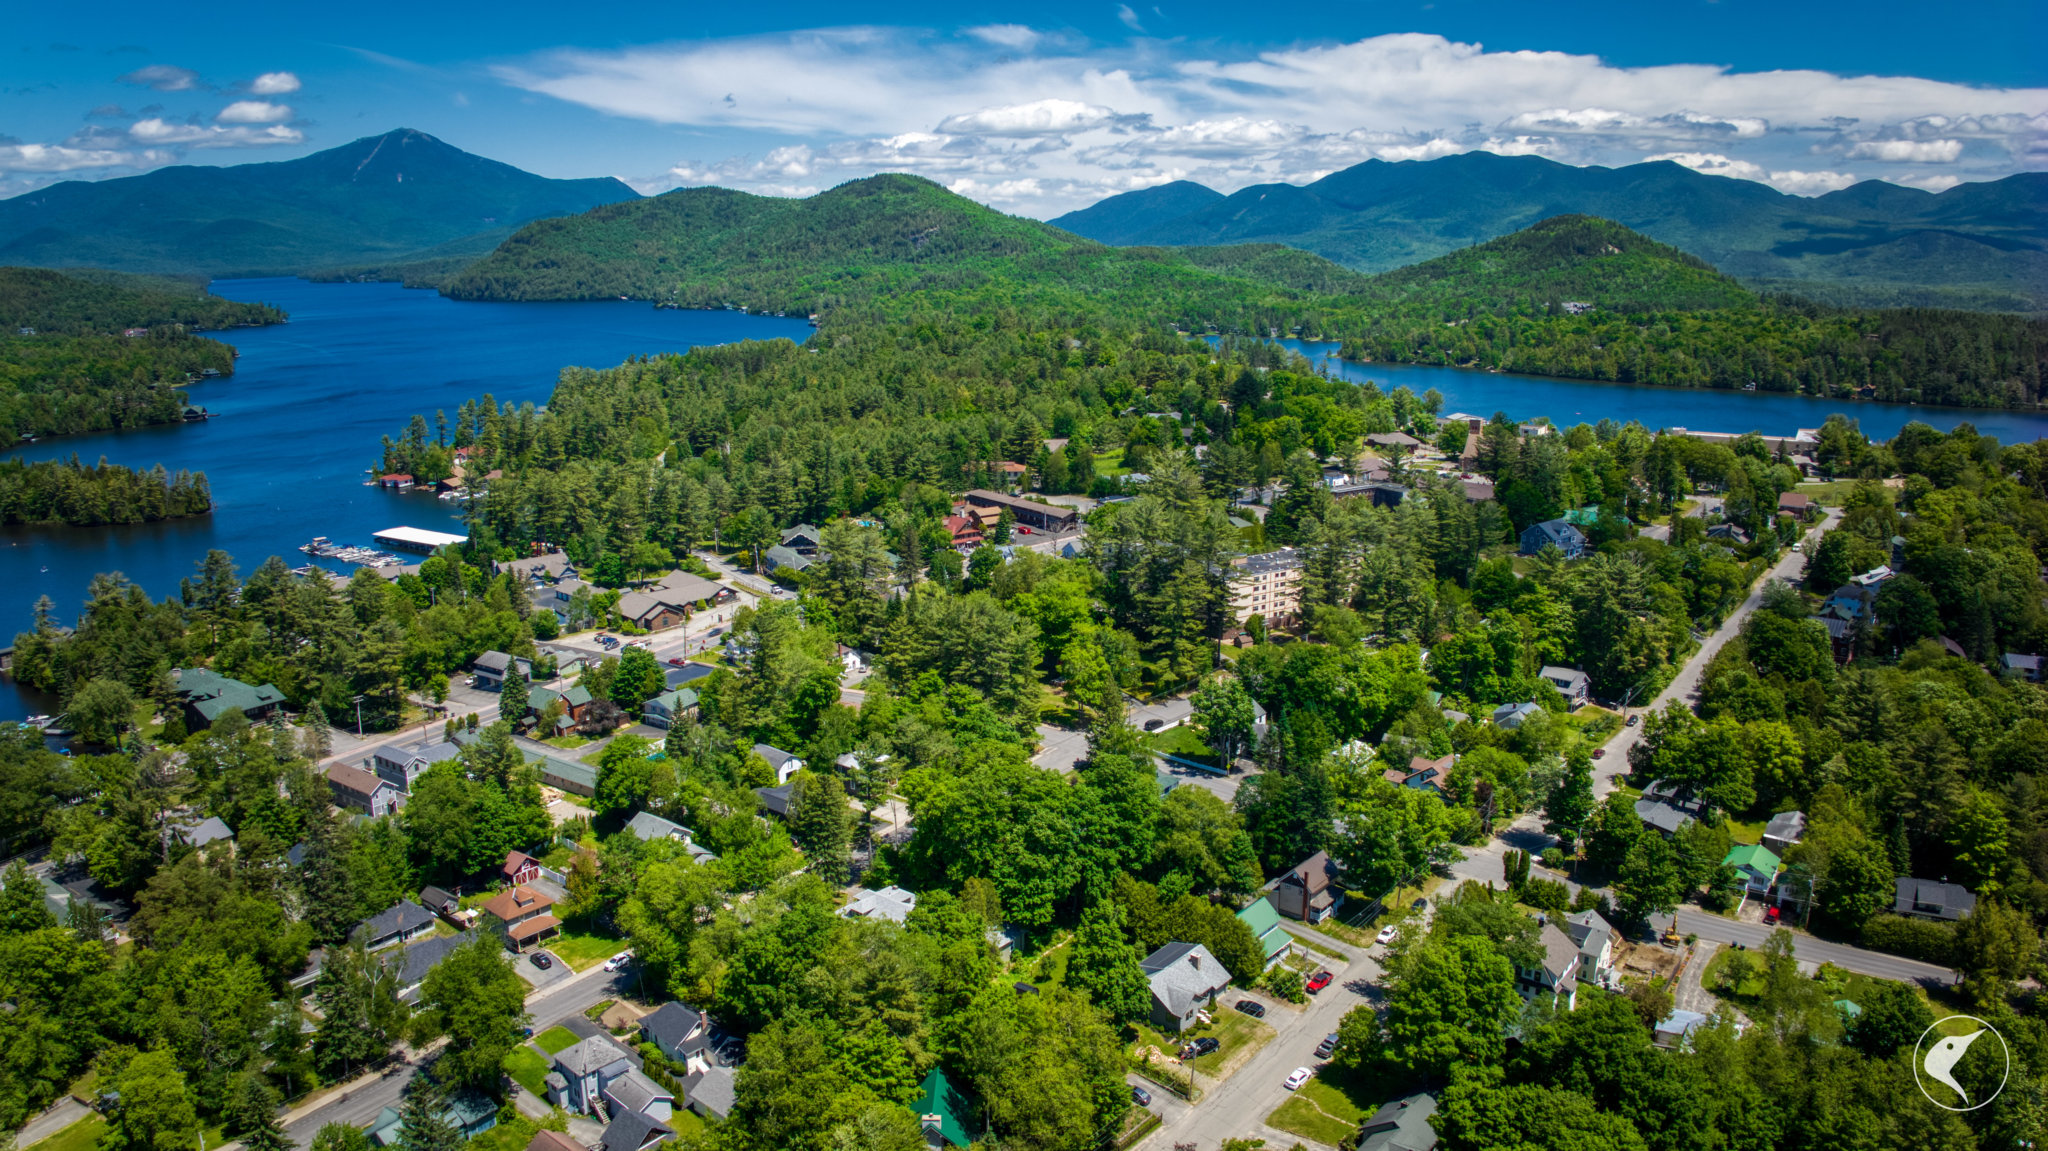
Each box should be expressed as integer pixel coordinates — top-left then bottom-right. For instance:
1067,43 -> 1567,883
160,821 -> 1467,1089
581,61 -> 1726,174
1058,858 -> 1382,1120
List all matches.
6,0 -> 2043,215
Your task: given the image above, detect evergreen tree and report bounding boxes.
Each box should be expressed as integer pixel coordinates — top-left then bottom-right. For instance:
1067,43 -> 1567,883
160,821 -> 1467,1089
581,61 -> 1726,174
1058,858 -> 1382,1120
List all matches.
393,1079 -> 460,1151
499,664 -> 529,728
788,771 -> 853,885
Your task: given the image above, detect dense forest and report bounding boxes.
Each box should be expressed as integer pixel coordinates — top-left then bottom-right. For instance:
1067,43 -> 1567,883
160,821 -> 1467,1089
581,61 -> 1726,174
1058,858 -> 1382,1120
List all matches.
440,179 -> 2047,409
0,455 -> 212,525
0,268 -> 285,441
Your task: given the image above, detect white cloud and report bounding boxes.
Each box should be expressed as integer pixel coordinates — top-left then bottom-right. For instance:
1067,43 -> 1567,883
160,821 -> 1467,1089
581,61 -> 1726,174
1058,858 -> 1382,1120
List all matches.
1116,5 -> 1145,33
128,118 -> 304,148
119,64 -> 201,92
0,142 -> 172,173
216,100 -> 294,124
1848,138 -> 1964,162
1893,172 -> 1963,192
249,71 -> 302,95
504,29 -> 2048,214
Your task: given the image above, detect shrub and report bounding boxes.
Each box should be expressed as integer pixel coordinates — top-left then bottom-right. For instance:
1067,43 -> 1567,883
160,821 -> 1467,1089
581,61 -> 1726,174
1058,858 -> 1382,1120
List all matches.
1539,847 -> 1566,870
1523,878 -> 1571,914
1860,914 -> 1956,965
1265,967 -> 1307,1003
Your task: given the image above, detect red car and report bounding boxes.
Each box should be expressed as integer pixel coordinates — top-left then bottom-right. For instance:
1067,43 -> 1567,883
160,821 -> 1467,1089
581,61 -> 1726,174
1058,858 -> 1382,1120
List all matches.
668,657 -> 686,666
1306,971 -> 1333,994
1763,906 -> 1781,925
1592,748 -> 1607,759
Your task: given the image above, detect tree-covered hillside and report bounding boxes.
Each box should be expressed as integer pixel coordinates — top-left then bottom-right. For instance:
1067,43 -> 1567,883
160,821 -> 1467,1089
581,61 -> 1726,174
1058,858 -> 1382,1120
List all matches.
0,267 -> 286,441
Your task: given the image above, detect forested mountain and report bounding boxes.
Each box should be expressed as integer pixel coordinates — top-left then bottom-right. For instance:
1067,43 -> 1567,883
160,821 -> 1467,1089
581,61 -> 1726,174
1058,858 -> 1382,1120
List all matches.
0,129 -> 639,277
0,267 -> 284,440
1048,152 -> 2048,311
445,177 -> 2048,409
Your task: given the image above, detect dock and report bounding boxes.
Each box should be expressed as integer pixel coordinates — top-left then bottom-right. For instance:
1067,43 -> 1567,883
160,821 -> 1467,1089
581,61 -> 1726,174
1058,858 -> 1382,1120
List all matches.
299,537 -> 404,567
372,526 -> 469,554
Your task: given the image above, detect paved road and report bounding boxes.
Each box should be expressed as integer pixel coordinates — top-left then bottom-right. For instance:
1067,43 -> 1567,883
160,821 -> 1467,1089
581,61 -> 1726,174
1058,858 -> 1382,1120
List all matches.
281,957 -> 629,1146
1597,506 -> 1839,799
1660,907 -> 1956,988
1033,724 -> 1091,774
1138,930 -> 1382,1151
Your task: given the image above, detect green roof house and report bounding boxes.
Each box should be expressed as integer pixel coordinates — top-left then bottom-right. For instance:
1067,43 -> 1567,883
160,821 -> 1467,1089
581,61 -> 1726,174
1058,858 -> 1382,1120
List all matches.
1236,895 -> 1296,970
365,1089 -> 497,1146
1722,844 -> 1782,896
171,667 -> 285,730
1563,505 -> 1601,526
642,688 -> 699,730
911,1067 -> 975,1149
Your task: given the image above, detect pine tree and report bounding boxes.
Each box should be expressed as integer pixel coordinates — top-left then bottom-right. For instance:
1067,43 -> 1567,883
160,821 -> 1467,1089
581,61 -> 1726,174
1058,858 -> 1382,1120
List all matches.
499,664 -> 530,729
393,1079 -> 460,1151
789,771 -> 853,885
302,700 -> 333,760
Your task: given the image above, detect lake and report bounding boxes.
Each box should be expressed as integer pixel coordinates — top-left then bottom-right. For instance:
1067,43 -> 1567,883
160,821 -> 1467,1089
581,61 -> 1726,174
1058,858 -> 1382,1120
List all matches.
1275,338 -> 2048,444
0,278 -> 811,718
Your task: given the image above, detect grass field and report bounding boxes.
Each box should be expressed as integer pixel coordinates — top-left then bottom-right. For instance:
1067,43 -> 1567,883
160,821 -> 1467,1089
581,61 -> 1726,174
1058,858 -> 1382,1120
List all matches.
27,1115 -> 107,1151
548,925 -> 626,971
535,1026 -> 581,1055
1268,1076 -> 1367,1145
668,1109 -> 709,1141
503,1046 -> 552,1095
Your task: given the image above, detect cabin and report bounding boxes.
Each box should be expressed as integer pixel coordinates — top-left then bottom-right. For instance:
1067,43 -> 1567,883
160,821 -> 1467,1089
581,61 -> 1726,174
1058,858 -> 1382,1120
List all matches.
170,667 -> 285,731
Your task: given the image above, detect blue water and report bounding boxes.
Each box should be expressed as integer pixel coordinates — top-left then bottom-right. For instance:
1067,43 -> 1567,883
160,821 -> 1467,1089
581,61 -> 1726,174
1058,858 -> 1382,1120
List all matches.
0,278 -> 810,718
1277,338 -> 2048,444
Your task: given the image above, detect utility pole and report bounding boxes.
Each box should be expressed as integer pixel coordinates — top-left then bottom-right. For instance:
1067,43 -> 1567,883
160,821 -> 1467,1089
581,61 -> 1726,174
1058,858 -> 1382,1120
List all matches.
352,694 -> 366,737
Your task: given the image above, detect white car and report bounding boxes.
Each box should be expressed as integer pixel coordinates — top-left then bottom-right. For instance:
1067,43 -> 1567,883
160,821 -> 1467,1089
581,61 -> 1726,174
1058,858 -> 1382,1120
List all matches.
1284,1067 -> 1313,1091
1375,925 -> 1399,946
602,951 -> 633,972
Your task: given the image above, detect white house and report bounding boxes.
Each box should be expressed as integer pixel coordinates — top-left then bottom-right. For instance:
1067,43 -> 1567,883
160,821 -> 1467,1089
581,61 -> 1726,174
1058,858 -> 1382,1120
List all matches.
1565,909 -> 1616,986
1513,920 -> 1580,1010
752,744 -> 805,784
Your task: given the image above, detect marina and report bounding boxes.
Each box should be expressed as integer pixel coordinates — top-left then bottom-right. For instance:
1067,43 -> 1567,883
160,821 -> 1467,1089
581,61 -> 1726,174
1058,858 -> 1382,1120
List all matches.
298,536 -> 404,567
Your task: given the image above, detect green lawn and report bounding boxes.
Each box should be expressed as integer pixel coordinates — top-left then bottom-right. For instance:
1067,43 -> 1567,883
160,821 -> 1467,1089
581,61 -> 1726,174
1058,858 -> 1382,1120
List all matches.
1188,1005 -> 1275,1076
549,925 -> 626,972
668,1108 -> 709,1141
535,1026 -> 581,1055
28,1115 -> 107,1151
504,1046 -> 552,1095
1268,1078 -> 1363,1146
1148,725 -> 1216,762
544,734 -> 591,750
467,1115 -> 546,1151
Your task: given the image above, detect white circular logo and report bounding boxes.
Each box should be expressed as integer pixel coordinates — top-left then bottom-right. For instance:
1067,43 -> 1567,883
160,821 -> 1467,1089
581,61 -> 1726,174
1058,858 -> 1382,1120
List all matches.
1913,1015 -> 2010,1111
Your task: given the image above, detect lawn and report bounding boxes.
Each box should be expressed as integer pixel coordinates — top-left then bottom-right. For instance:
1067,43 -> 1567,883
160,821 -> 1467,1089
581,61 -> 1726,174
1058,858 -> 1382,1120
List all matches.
535,1026 -> 581,1055
544,734 -> 591,751
1148,725 -> 1219,766
668,1108 -> 709,1141
549,924 -> 626,972
468,1115 -> 547,1151
28,1115 -> 107,1151
503,1046 -> 552,1096
1135,1003 -> 1278,1080
1268,1076 -> 1367,1146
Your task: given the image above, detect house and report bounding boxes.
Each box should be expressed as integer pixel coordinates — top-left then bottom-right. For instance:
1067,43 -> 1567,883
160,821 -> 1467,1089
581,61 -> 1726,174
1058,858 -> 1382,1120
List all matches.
1634,788 -> 1698,837
1236,895 -> 1296,970
762,545 -> 816,574
2003,654 -> 2045,683
1459,477 -> 1496,502
1365,432 -> 1422,450
1654,1009 -> 1710,1050
498,553 -> 574,584
642,1002 -> 716,1073
168,815 -> 235,852
1762,811 -> 1807,856
1140,942 -> 1234,1033
472,651 -> 533,691
1329,481 -> 1410,508
372,737 -> 465,794
752,744 -> 805,784
1273,851 -> 1343,923
535,752 -> 597,797
387,931 -> 464,1002
641,688 -> 699,729
1490,701 -> 1542,729
1822,583 -> 1879,622
912,1067 -> 976,1149
753,784 -> 795,818
841,886 -> 917,923
504,851 -> 543,886
1357,1091 -> 1438,1151
961,489 -> 1079,532
1383,754 -> 1450,792
1514,920 -> 1579,1009
941,515 -> 984,550
1722,844 -> 1782,897
617,591 -> 693,633
357,899 -> 438,951
526,1133 -> 584,1151
599,1107 -> 672,1151
1518,519 -> 1588,559
1777,491 -> 1813,519
624,812 -> 719,863
1228,548 -> 1304,624
480,884 -> 560,951
780,524 -> 825,554
1705,522 -> 1752,545
1894,878 -> 1977,922
1539,666 -> 1591,709
327,763 -> 401,817
366,1090 -> 497,1146
546,1034 -> 635,1115
1565,909 -> 1616,986
418,885 -> 461,920
683,1066 -> 736,1120
170,667 -> 286,730
529,685 -> 595,731
603,1068 -> 675,1124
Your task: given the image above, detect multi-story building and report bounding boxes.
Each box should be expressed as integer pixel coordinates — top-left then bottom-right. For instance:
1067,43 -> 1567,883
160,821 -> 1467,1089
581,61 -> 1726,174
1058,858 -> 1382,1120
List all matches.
1228,548 -> 1303,624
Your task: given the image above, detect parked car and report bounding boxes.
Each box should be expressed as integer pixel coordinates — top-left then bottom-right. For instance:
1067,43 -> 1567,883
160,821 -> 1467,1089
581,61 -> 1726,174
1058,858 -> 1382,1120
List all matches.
668,657 -> 686,666
1130,1085 -> 1152,1107
1411,897 -> 1428,911
1763,905 -> 1781,925
1180,1037 -> 1219,1059
1314,1033 -> 1339,1060
1017,526 -> 1033,535
1626,714 -> 1640,727
1375,924 -> 1399,945
1592,748 -> 1607,759
1013,982 -> 1041,995
1234,999 -> 1266,1018
1284,1067 -> 1313,1091
529,952 -> 553,970
1142,719 -> 1165,732
1306,971 -> 1333,994
603,951 -> 633,972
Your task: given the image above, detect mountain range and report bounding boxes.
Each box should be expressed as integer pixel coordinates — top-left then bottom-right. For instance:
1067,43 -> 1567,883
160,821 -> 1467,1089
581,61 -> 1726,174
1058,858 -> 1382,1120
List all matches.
1050,153 -> 2048,312
0,130 -> 638,278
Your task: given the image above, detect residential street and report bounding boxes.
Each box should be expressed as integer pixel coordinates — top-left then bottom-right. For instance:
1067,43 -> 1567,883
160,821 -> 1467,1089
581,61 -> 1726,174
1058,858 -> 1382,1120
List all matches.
1136,929 -> 1382,1151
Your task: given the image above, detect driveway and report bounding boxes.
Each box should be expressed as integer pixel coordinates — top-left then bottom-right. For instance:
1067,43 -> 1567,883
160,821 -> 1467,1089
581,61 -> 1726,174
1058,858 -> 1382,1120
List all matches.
1138,931 -> 1380,1151
514,947 -> 574,991
1033,724 -> 1091,774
